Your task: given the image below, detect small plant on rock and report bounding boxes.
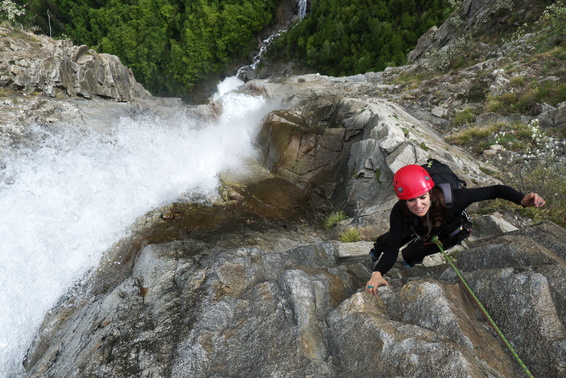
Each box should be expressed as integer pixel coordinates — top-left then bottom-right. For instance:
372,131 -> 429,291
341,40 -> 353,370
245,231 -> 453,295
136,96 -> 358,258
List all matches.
339,227 -> 361,242
453,108 -> 477,126
324,211 -> 348,229
483,119 -> 566,227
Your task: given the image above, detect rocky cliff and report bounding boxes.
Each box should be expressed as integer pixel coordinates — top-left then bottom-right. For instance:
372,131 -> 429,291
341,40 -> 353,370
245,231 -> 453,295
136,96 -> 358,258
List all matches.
22,221 -> 566,377
2,0 -> 565,376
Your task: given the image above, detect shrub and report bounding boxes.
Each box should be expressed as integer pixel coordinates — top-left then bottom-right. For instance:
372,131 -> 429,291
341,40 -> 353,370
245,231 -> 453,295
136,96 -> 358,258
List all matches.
421,33 -> 472,73
482,119 -> 566,227
324,211 -> 348,229
541,0 -> 566,47
453,108 -> 477,126
464,80 -> 490,103
339,228 -> 361,242
0,0 -> 25,22
480,159 -> 566,227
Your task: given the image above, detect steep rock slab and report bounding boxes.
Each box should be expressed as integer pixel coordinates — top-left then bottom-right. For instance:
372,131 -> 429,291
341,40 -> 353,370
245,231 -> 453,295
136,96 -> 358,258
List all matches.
247,75 -> 495,231
24,241 -> 367,377
445,221 -> 566,377
25,223 -> 566,377
327,287 -> 516,377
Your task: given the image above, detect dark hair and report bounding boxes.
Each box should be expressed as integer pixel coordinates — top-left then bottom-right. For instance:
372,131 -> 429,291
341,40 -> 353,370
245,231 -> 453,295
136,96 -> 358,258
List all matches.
428,186 -> 446,225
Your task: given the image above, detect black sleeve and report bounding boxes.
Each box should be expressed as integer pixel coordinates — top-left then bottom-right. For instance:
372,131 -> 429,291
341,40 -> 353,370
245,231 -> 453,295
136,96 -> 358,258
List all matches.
451,185 -> 525,215
373,202 -> 407,275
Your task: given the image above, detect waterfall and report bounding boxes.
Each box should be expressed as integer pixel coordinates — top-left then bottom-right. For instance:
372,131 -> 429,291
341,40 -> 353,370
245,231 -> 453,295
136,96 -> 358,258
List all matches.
0,80 -> 279,376
237,0 -> 309,80
236,32 -> 281,79
298,0 -> 308,20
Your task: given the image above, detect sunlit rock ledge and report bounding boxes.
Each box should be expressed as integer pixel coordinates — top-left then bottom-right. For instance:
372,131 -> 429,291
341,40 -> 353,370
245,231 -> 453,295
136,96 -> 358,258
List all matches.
0,26 -> 149,101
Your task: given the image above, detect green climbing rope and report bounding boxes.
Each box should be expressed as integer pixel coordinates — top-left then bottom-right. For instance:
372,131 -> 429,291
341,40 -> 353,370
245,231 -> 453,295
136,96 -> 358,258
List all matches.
430,236 -> 535,378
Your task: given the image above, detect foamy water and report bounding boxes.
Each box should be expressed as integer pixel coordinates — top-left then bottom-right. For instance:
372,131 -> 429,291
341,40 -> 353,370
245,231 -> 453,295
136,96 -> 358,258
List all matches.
0,79 -> 277,376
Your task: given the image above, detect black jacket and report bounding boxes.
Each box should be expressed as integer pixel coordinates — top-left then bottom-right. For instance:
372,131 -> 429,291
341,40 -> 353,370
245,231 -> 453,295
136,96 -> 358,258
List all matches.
374,185 -> 525,275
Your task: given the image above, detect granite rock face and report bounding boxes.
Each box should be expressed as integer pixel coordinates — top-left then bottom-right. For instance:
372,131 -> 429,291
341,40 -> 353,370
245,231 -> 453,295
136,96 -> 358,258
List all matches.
246,74 -> 492,234
0,27 -> 150,101
24,222 -> 566,377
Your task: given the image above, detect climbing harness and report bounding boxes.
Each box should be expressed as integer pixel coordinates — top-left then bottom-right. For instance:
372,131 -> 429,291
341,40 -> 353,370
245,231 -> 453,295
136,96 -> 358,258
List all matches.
430,236 -> 534,378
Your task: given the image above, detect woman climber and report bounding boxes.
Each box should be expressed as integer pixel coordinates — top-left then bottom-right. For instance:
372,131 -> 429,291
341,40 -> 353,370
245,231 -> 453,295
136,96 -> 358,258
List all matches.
366,163 -> 546,295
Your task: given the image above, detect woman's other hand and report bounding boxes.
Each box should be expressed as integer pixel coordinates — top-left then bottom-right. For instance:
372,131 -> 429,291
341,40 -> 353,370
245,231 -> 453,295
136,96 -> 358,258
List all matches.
366,271 -> 390,295
520,192 -> 546,208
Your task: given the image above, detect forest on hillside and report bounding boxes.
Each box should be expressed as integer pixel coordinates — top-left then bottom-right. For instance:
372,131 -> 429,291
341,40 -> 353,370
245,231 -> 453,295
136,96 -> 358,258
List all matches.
15,0 -> 278,98
5,0 -> 451,99
268,0 -> 452,76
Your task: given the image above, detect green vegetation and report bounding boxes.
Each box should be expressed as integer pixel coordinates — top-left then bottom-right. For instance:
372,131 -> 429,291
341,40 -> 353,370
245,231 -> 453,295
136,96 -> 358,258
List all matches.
0,86 -> 16,96
449,116 -> 566,227
324,211 -> 348,229
449,120 -> 563,230
478,157 -> 566,227
268,0 -> 452,77
452,108 -> 477,126
0,0 -> 24,22
513,160 -> 566,227
19,0 -> 278,98
445,125 -> 494,153
338,227 -> 361,242
421,33 -> 472,73
485,76 -> 566,116
11,0 -> 455,98
488,120 -> 565,227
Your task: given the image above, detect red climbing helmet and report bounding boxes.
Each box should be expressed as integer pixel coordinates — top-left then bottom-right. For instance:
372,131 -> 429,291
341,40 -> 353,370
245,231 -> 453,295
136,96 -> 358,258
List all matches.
393,164 -> 434,200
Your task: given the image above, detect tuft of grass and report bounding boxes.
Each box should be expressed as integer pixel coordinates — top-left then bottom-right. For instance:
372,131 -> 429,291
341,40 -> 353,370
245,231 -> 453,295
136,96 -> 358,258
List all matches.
339,227 -> 361,242
453,108 -> 477,126
445,125 -> 495,152
419,141 -> 430,151
386,70 -> 436,86
485,79 -> 566,116
485,97 -> 504,113
0,86 -> 15,96
479,166 -> 498,177
324,211 -> 348,229
374,168 -> 382,182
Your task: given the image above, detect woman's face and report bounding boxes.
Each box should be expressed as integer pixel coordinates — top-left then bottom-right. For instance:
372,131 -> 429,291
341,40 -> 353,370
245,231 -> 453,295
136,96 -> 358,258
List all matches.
406,191 -> 431,217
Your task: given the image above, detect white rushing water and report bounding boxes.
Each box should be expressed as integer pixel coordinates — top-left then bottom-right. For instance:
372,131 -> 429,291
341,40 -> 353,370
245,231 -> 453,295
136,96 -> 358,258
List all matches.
298,0 -> 308,20
236,1 -> 309,80
0,78 -> 278,376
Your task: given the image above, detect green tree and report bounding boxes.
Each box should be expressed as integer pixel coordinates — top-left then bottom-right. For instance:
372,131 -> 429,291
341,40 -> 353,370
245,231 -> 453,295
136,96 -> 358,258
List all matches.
269,0 -> 450,77
21,0 -> 277,99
